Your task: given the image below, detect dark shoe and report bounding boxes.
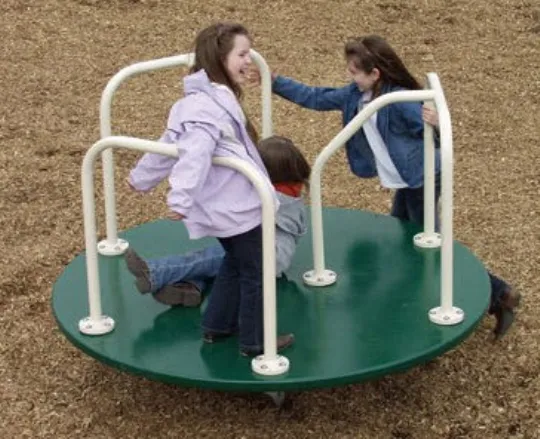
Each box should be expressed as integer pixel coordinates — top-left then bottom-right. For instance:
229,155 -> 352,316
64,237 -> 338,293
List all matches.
494,308 -> 515,340
153,282 -> 202,307
203,331 -> 235,344
501,288 -> 521,309
240,333 -> 295,357
124,248 -> 151,293
493,288 -> 521,339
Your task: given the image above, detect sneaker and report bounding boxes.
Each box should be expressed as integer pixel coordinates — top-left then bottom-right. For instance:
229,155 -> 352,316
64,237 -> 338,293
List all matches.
124,248 -> 151,294
240,333 -> 295,357
153,282 -> 202,307
494,288 -> 521,339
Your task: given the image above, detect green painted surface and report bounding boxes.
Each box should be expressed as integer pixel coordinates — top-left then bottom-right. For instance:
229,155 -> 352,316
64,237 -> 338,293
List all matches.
52,208 -> 490,391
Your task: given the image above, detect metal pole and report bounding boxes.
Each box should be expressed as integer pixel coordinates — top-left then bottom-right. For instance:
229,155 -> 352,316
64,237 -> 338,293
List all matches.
426,73 -> 464,325
97,54 -> 195,256
303,89 -> 436,287
212,157 -> 289,376
97,50 -> 272,255
250,50 -> 273,139
80,136 -> 289,374
423,100 -> 436,235
413,79 -> 441,249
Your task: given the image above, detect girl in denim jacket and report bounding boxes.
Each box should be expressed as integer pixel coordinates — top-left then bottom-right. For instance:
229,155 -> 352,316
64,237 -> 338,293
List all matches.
269,35 -> 519,338
128,23 -> 293,357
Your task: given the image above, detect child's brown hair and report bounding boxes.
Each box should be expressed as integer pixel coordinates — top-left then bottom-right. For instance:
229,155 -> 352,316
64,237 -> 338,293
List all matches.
190,22 -> 259,143
257,136 -> 311,185
344,35 -> 421,95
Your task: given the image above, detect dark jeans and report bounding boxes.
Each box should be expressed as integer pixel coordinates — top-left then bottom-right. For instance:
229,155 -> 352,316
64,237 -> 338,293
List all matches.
390,179 -> 441,230
201,226 -> 263,350
390,177 -> 509,309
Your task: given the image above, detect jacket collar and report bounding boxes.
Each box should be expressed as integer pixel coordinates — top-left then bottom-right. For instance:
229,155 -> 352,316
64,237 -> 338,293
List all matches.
184,70 -> 245,126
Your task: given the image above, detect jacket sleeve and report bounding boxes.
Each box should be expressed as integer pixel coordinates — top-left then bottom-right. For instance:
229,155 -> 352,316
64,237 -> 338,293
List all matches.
166,121 -> 221,217
394,101 -> 441,147
272,75 -> 348,111
128,129 -> 181,192
395,101 -> 424,137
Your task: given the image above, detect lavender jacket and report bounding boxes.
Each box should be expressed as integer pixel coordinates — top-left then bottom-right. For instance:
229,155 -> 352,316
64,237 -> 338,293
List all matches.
129,70 -> 276,239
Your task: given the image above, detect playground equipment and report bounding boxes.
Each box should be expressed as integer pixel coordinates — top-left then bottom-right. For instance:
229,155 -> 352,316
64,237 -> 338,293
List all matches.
52,51 -> 490,406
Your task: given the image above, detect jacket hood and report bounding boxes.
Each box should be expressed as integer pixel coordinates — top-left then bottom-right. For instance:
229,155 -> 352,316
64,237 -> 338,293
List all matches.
183,69 -> 213,95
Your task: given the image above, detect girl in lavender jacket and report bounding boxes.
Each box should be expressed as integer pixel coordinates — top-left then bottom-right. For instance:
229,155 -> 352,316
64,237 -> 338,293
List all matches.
128,23 -> 294,357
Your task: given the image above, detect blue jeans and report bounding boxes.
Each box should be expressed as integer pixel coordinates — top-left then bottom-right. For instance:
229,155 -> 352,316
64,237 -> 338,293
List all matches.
146,245 -> 225,293
390,176 -> 509,308
201,226 -> 263,351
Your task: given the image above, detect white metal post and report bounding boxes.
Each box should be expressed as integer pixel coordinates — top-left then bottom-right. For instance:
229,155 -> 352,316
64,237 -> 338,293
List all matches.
213,157 -> 289,376
249,50 -> 273,139
97,54 -> 194,256
413,87 -> 441,248
79,137 -> 183,334
303,90 -> 436,287
426,73 -> 464,325
97,50 -> 273,256
79,136 -> 288,375
78,149 -> 115,335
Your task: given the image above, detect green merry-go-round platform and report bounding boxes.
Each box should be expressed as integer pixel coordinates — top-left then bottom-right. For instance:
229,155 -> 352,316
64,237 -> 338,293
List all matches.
52,207 -> 490,392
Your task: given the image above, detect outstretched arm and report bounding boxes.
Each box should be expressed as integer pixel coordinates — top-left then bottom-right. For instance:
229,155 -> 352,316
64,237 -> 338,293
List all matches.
272,75 -> 349,111
128,129 -> 182,192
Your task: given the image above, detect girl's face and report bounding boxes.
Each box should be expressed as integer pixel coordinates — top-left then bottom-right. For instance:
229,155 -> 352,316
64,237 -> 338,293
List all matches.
347,60 -> 380,92
225,34 -> 252,85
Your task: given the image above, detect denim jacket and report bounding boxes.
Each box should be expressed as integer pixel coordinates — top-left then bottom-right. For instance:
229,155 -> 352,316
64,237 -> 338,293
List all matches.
272,76 -> 440,188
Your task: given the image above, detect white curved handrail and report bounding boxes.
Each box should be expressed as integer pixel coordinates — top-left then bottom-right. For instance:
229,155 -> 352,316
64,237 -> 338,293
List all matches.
307,89 -> 436,275
79,136 -> 288,375
305,74 -> 464,325
426,73 -> 459,321
98,50 -> 273,252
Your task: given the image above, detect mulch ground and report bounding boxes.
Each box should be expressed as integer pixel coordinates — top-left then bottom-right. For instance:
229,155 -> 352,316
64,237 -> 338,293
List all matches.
1,0 -> 539,437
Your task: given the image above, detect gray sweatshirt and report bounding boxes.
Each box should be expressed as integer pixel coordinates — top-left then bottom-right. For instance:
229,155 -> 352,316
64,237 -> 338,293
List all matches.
275,192 -> 307,276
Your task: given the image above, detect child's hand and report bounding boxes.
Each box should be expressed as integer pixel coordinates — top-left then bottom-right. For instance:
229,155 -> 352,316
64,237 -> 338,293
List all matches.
167,211 -> 185,221
126,177 -> 149,193
246,67 -> 261,87
246,67 -> 277,87
126,177 -> 138,191
422,105 -> 439,127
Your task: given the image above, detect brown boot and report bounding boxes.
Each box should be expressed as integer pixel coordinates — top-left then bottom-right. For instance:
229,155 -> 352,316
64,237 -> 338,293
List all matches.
501,288 -> 521,309
153,282 -> 202,307
124,248 -> 151,293
494,288 -> 521,339
240,333 -> 295,357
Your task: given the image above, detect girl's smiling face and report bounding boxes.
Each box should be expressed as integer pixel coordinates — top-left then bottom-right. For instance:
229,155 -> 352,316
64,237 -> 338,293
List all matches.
225,34 -> 252,85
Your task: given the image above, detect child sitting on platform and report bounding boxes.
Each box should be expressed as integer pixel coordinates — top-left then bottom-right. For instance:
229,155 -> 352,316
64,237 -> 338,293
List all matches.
125,135 -> 310,311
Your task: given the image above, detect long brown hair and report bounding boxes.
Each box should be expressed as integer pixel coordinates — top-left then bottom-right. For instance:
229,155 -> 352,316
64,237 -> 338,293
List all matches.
257,136 -> 311,185
344,35 -> 421,96
190,22 -> 259,143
